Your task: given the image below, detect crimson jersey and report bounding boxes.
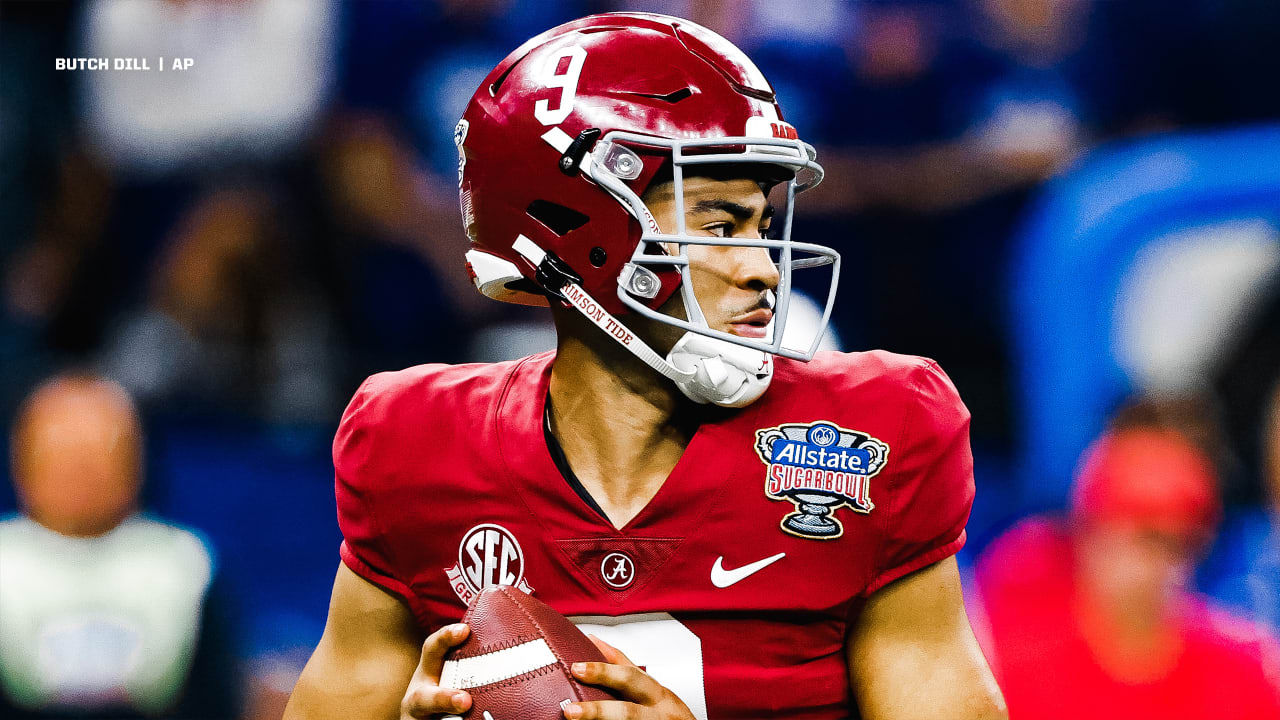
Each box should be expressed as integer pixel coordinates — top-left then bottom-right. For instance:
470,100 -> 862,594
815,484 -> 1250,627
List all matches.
334,350 -> 974,720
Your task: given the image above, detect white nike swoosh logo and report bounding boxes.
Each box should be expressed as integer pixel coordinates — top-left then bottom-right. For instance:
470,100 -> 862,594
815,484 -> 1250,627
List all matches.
711,552 -> 786,588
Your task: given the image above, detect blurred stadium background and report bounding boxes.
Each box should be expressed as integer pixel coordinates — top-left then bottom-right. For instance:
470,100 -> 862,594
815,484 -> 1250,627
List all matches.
2,0 -> 1278,717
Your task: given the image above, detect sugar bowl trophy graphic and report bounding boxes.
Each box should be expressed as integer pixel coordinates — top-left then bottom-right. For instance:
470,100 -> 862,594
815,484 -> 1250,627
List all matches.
755,422 -> 890,539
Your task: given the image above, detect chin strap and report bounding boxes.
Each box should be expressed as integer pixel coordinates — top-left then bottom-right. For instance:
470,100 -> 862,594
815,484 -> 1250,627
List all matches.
513,236 -> 695,384
512,235 -> 775,407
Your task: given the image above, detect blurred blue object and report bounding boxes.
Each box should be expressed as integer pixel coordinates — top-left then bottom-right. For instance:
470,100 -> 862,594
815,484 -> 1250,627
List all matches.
1008,124 -> 1280,512
1200,506 -> 1280,632
145,420 -> 341,661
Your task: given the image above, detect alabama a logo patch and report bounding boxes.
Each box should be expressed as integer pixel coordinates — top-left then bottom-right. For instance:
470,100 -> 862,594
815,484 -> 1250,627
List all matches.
755,422 -> 890,539
445,523 -> 534,605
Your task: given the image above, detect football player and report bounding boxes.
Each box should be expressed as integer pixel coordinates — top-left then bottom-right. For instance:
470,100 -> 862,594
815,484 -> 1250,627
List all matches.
285,13 -> 1006,720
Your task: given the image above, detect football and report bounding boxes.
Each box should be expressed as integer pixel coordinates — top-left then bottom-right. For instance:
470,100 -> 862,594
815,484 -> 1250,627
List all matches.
441,585 -> 615,720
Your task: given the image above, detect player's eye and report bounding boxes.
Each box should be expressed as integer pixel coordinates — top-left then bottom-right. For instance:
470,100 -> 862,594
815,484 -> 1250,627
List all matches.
702,222 -> 732,238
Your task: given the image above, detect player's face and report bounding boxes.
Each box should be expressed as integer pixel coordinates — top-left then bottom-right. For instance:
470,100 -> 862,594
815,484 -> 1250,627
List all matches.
1074,520 -> 1194,615
642,176 -> 780,339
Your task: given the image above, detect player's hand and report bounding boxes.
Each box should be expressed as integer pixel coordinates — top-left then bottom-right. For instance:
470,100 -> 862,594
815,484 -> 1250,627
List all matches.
562,635 -> 695,720
400,623 -> 472,719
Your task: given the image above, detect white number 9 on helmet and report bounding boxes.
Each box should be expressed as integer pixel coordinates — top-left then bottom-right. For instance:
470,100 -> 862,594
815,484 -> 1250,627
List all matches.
534,45 -> 586,126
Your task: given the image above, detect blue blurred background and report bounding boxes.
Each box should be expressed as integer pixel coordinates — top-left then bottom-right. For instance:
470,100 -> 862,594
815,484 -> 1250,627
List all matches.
2,0 -> 1278,716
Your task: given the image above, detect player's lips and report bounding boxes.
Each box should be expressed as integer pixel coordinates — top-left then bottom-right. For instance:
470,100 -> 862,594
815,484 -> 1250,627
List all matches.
729,309 -> 773,338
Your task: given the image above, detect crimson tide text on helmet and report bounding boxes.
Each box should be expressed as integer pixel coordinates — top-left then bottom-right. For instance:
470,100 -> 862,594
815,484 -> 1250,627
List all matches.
457,12 -> 840,406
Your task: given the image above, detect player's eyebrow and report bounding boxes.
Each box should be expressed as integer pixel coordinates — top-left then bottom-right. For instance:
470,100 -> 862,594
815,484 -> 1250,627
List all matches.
691,199 -> 774,222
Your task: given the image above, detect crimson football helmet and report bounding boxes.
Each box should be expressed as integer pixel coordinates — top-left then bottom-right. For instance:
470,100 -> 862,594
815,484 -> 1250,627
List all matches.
458,12 -> 840,406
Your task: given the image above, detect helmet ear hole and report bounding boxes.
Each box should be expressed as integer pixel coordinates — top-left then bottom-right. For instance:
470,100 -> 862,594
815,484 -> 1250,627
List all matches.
526,200 -> 589,236
589,247 -> 608,267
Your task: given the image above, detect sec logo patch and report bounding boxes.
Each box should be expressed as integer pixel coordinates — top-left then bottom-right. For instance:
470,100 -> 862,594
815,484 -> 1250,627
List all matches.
446,523 -> 534,605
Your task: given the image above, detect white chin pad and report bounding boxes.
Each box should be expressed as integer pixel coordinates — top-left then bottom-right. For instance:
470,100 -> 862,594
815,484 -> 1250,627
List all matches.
665,331 -> 774,408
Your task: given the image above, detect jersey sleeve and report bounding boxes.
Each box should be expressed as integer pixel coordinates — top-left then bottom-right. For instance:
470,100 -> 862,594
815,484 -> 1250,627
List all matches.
333,375 -> 420,606
863,359 -> 975,595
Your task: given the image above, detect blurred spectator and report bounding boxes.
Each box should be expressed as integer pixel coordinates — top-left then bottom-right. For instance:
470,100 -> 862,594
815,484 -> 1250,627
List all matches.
0,374 -> 238,718
973,420 -> 1280,717
305,113 -> 487,376
1,143 -> 116,420
95,184 -> 343,423
769,0 -> 1125,449
0,1 -> 77,264
79,0 -> 337,177
796,0 -> 1116,215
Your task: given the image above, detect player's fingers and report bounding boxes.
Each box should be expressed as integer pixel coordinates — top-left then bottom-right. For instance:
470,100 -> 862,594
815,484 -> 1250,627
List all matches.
586,634 -> 636,667
571,661 -> 662,704
401,685 -> 471,719
416,623 -> 470,681
562,699 -> 646,720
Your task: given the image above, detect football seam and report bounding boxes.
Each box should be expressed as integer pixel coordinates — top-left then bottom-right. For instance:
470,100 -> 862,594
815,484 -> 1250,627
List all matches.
498,585 -> 586,702
442,636 -> 561,689
452,633 -> 542,660
467,661 -> 559,690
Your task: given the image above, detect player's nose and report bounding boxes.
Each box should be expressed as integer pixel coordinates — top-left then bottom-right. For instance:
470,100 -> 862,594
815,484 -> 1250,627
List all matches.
729,245 -> 780,292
